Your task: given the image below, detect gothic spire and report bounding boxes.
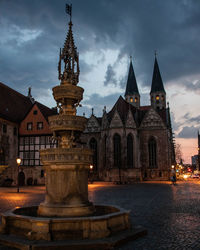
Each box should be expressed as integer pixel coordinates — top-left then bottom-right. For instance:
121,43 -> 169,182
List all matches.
150,56 -> 165,94
58,9 -> 79,85
125,58 -> 139,96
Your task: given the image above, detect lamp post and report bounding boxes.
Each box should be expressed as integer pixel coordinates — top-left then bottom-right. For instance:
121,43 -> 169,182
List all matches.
89,165 -> 93,184
16,158 -> 21,193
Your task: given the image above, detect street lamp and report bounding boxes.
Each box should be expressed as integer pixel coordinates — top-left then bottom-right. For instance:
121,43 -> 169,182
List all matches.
89,165 -> 93,184
16,158 -> 21,193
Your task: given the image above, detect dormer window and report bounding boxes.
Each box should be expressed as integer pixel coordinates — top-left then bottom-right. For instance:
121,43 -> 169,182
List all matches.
37,122 -> 43,130
27,122 -> 33,131
130,97 -> 133,103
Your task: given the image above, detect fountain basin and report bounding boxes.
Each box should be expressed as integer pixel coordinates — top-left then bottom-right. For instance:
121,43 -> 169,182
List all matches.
0,205 -> 131,241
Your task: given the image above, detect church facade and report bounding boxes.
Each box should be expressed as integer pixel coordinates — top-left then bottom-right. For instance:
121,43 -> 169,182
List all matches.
82,57 -> 175,182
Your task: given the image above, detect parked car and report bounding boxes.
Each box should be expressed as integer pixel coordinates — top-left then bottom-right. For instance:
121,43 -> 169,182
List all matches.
190,174 -> 200,179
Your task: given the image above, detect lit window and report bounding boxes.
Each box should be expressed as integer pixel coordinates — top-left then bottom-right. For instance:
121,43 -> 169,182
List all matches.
27,122 -> 33,131
37,122 -> 43,130
135,97 -> 138,103
130,97 -> 133,103
156,95 -> 159,100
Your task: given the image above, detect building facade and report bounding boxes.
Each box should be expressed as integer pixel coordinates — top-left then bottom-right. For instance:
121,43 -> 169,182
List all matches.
0,83 -> 56,185
82,57 -> 175,182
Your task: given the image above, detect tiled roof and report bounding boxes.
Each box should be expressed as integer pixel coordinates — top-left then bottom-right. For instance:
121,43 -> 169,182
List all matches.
36,102 -> 57,121
107,96 -> 137,125
0,82 -> 33,123
0,82 -> 56,123
107,96 -> 168,127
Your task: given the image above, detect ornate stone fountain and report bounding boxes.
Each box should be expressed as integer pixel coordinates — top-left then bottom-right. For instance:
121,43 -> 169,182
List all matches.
0,6 -> 146,249
37,19 -> 94,218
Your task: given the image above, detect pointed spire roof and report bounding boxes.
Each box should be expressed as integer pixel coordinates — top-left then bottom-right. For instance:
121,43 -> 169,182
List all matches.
58,20 -> 79,85
125,59 -> 139,96
151,56 -> 165,94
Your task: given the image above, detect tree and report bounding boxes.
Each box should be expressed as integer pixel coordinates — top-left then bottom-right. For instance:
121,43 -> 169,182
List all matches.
175,143 -> 183,164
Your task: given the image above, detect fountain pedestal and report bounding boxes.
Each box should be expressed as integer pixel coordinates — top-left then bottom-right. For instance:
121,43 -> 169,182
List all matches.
38,148 -> 94,217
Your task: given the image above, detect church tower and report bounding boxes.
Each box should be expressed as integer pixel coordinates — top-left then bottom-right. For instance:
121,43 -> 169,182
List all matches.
125,58 -> 140,108
150,55 -> 166,109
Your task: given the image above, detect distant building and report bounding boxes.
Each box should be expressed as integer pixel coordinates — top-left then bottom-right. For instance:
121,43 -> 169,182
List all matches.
0,83 -> 57,185
191,155 -> 198,165
82,57 -> 175,182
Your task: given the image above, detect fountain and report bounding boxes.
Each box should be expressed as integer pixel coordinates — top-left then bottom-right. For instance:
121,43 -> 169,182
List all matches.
0,5 -> 146,249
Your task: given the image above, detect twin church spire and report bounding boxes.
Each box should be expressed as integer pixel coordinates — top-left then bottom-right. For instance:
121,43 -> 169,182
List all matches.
125,55 -> 166,109
125,58 -> 140,108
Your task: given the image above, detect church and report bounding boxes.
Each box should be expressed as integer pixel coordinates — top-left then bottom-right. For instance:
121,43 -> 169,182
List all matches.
82,57 -> 175,182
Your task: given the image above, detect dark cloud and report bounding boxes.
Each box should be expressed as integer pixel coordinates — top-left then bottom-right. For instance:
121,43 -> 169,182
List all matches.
78,92 -> 120,117
182,113 -> 200,124
104,64 -> 117,86
177,126 -> 198,138
1,0 -> 200,102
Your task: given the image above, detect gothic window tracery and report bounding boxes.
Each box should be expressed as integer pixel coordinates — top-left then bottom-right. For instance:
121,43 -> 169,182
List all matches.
113,134 -> 121,168
127,133 -> 134,168
148,137 -> 157,168
89,138 -> 98,171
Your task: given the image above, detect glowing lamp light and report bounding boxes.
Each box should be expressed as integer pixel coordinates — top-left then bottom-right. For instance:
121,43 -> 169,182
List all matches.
90,165 -> 93,170
171,165 -> 174,169
183,174 -> 188,179
130,97 -> 133,103
156,95 -> 160,100
16,158 -> 21,165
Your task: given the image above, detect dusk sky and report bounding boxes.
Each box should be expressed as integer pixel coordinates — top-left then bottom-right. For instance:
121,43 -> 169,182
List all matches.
1,0 -> 200,163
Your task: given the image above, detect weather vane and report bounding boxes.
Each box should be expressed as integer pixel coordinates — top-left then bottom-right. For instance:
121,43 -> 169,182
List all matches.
66,3 -> 72,22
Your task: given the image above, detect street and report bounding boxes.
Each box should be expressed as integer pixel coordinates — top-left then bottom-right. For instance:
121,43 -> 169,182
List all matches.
1,180 -> 200,249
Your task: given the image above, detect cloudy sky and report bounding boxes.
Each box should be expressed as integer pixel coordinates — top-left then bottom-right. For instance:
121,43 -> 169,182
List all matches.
1,0 -> 200,163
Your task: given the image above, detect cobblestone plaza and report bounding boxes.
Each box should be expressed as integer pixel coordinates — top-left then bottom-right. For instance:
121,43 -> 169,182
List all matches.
0,180 -> 200,249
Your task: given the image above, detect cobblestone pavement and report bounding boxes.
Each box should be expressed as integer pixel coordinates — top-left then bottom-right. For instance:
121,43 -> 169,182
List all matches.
0,181 -> 200,249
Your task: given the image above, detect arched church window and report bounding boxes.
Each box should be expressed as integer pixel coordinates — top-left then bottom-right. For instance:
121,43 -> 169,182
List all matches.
127,134 -> 134,168
89,138 -> 98,171
130,97 -> 133,103
0,148 -> 5,165
148,137 -> 157,168
113,134 -> 121,168
103,135 -> 107,166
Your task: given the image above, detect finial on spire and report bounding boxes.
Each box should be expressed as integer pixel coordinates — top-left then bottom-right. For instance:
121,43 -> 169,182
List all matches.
58,5 -> 79,85
92,108 -> 94,115
28,87 -> 32,98
66,3 -> 72,22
